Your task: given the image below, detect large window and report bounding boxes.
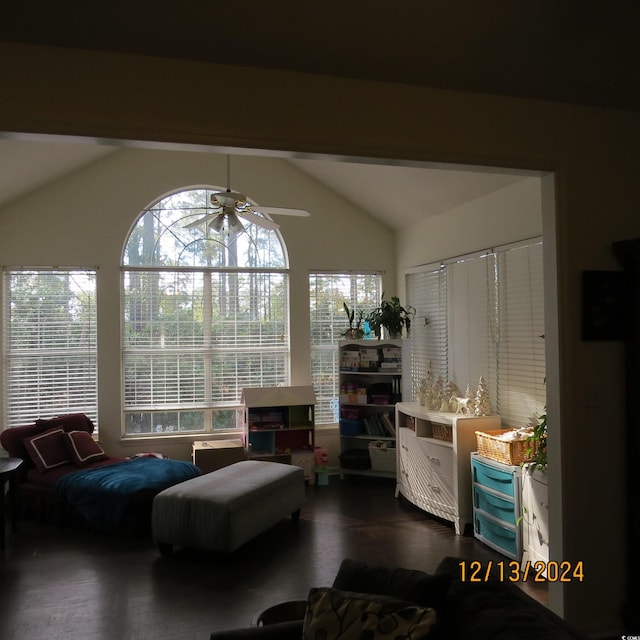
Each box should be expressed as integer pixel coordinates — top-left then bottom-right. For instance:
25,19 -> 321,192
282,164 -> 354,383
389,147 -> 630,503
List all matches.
406,239 -> 545,427
309,272 -> 382,424
3,269 -> 98,428
122,188 -> 290,436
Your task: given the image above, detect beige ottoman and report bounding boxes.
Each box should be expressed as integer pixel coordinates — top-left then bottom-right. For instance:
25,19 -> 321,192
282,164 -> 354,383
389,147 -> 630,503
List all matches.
152,460 -> 305,554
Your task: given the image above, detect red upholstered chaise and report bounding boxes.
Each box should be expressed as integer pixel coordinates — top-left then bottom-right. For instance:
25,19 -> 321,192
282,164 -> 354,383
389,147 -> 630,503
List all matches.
0,413 -> 198,536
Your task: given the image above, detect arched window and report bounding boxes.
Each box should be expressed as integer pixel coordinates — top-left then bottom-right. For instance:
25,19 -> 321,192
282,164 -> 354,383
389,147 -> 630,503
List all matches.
121,187 -> 290,436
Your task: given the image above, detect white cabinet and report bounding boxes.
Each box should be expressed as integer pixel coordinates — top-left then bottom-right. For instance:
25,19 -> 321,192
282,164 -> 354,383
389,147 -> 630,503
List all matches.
338,340 -> 409,479
521,465 -> 549,573
395,402 -> 500,534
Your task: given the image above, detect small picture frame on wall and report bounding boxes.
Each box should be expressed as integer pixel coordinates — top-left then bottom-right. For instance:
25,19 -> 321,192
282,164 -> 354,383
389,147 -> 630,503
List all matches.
581,270 -> 627,341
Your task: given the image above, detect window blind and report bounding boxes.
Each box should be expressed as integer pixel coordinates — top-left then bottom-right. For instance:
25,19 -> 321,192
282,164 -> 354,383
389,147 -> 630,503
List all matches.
405,238 -> 545,427
309,273 -> 382,424
3,269 -> 98,429
405,265 -> 447,401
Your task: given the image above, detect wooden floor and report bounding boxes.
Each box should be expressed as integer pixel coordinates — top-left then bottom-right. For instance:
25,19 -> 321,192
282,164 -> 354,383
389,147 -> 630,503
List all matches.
0,475 -> 547,640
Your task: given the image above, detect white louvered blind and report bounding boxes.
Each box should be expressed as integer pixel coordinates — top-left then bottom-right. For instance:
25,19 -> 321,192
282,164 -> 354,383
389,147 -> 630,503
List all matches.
405,238 -> 545,427
122,269 -> 289,434
3,269 -> 98,429
405,265 -> 448,401
309,272 -> 382,424
448,251 -> 495,405
495,241 -> 546,427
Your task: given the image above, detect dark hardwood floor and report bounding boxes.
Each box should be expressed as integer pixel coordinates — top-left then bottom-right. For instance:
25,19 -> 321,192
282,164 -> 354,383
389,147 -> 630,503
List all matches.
0,475 -> 547,640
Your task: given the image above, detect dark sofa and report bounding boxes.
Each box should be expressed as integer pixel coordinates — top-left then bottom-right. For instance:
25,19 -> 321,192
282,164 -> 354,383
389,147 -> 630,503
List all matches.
209,557 -> 588,639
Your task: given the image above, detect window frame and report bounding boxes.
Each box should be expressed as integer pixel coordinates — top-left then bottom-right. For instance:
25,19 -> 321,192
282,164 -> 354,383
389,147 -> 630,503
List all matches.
121,186 -> 291,439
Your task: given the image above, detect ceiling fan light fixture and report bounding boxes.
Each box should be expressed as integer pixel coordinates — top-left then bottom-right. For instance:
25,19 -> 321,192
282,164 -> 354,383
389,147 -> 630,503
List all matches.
184,155 -> 310,232
209,215 -> 225,233
227,211 -> 245,233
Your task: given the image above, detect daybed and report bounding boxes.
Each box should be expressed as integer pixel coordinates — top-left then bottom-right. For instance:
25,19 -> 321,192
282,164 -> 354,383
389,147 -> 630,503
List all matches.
0,413 -> 200,536
209,557 -> 589,639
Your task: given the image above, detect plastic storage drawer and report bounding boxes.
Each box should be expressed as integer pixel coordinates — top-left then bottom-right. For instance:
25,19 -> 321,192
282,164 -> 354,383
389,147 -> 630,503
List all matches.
473,484 -> 517,526
474,511 -> 519,559
472,455 -> 516,497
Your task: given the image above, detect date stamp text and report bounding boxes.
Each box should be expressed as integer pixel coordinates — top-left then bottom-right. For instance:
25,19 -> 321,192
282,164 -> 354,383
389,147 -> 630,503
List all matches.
459,560 -> 584,583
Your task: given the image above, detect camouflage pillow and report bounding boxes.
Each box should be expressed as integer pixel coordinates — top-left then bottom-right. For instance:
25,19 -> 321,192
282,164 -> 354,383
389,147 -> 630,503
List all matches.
302,587 -> 437,639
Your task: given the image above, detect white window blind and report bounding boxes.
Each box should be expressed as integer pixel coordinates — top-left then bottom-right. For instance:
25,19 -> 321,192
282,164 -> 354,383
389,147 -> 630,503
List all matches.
3,269 -> 98,429
405,265 -> 447,401
309,273 -> 382,424
495,241 -> 546,426
405,238 -> 545,427
448,252 -> 495,404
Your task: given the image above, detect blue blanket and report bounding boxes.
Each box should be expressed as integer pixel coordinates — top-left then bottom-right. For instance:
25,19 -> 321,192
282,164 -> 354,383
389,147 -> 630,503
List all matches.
56,457 -> 201,533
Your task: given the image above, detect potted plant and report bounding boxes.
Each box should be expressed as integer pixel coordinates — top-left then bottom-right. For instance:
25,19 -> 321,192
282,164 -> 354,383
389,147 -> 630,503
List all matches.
366,293 -> 416,339
341,302 -> 365,339
526,409 -> 547,472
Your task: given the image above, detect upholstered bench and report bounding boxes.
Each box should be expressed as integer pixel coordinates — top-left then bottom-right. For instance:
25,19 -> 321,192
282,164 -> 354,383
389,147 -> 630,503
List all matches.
151,460 -> 305,554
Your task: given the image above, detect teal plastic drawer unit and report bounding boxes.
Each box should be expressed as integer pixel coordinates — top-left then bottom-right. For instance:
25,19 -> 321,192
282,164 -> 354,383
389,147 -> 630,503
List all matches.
472,455 -> 516,497
471,452 -> 522,560
474,511 -> 519,559
473,484 -> 517,526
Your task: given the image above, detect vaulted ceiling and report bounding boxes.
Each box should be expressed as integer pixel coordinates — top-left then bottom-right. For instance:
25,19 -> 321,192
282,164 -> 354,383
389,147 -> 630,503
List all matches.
1,2 -> 636,228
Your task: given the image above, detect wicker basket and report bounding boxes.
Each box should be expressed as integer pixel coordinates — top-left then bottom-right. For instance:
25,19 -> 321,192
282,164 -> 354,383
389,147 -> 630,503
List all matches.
432,422 -> 452,442
475,429 -> 535,465
368,441 -> 396,473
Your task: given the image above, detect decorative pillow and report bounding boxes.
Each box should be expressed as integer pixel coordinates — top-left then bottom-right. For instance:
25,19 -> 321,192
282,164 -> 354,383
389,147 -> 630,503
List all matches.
332,558 -> 451,614
64,430 -> 107,466
23,427 -> 71,473
302,587 -> 437,640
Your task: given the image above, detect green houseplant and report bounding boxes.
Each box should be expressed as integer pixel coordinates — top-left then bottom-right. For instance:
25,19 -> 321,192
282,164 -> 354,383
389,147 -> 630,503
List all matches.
341,302 -> 365,339
526,409 -> 547,472
366,294 -> 416,339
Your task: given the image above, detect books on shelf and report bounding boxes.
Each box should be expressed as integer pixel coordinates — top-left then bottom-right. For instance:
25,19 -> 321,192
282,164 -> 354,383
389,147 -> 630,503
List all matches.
363,411 -> 396,437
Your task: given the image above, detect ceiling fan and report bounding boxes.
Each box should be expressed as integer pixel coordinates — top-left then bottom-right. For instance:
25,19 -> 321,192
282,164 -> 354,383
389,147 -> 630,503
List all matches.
185,155 -> 310,233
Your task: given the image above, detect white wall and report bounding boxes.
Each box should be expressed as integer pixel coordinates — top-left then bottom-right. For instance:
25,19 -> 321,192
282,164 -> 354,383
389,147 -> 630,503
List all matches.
396,176 -> 542,280
0,148 -> 396,459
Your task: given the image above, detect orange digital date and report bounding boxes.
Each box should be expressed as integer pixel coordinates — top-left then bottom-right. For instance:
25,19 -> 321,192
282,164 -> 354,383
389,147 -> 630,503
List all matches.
458,560 -> 584,583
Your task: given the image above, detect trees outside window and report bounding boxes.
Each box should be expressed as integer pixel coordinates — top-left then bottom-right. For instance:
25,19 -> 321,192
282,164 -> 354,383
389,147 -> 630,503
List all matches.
122,188 -> 290,436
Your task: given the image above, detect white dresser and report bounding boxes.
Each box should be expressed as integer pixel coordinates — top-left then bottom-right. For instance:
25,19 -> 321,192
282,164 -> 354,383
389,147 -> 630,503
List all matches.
395,402 -> 500,534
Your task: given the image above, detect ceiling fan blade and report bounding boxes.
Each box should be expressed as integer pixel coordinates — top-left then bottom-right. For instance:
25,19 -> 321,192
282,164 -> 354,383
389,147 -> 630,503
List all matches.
184,214 -> 218,229
253,206 -> 311,217
237,208 -> 281,230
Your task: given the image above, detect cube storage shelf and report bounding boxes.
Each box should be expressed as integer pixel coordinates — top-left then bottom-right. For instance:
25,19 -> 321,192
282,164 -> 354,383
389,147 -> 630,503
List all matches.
471,452 -> 523,560
338,339 -> 410,479
242,386 -> 316,482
